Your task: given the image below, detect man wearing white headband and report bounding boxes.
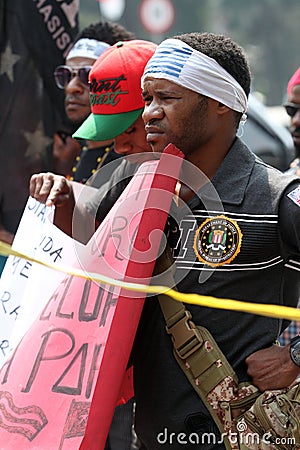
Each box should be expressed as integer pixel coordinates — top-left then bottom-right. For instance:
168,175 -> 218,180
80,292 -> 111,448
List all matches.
125,32 -> 300,449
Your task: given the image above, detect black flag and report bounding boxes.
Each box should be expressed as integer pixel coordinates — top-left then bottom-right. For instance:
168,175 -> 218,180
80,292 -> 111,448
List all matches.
0,0 -> 79,239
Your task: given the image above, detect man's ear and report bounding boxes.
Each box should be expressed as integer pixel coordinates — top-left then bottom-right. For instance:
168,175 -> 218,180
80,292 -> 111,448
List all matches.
217,102 -> 231,115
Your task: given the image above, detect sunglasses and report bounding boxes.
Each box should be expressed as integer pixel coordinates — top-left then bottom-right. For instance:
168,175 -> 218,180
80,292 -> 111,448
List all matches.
54,65 -> 92,89
283,102 -> 300,117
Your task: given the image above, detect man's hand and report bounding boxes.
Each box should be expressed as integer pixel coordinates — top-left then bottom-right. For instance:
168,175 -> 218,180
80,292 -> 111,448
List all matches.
29,172 -> 73,207
29,172 -> 75,236
246,344 -> 300,391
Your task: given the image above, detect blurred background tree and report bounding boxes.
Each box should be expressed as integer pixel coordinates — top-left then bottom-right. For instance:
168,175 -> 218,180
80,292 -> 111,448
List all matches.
79,0 -> 300,105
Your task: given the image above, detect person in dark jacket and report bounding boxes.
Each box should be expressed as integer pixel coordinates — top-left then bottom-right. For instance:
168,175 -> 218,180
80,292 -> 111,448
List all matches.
30,33 -> 300,449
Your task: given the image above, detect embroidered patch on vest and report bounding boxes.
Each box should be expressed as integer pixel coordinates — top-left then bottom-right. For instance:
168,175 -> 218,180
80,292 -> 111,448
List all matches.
287,186 -> 300,207
193,215 -> 243,266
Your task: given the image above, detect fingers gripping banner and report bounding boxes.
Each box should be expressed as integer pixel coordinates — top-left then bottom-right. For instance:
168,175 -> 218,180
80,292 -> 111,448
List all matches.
0,145 -> 184,450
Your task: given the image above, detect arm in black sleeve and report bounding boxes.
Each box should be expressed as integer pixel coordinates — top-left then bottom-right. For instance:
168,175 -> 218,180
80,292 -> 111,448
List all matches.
278,181 -> 300,254
278,181 -> 300,316
85,160 -> 138,224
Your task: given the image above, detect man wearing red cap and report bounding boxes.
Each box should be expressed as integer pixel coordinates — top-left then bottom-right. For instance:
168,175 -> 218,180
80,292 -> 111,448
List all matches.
30,40 -> 157,236
284,67 -> 300,175
73,40 -> 157,142
53,21 -> 136,183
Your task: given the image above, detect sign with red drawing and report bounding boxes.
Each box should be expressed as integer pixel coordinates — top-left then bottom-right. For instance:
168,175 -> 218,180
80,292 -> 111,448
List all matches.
0,144 -> 184,450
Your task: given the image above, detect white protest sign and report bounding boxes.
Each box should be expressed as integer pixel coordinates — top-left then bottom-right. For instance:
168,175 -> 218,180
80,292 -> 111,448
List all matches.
0,182 -> 95,365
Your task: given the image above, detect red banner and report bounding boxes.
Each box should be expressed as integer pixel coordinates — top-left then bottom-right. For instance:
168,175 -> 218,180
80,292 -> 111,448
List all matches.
0,145 -> 184,450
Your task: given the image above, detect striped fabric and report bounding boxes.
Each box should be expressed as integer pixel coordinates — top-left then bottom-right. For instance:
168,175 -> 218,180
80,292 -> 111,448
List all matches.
142,38 -> 248,115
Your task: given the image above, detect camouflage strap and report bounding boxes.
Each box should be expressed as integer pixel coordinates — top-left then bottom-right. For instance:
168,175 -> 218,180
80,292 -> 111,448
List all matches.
158,289 -> 262,450
154,249 -> 254,449
155,249 -> 260,449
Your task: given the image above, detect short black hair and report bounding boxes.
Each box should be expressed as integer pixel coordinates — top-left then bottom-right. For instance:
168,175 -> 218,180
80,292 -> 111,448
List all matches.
173,32 -> 251,98
75,21 -> 136,46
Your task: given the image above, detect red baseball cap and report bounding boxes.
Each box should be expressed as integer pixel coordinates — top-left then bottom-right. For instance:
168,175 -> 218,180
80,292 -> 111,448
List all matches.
287,67 -> 300,95
73,40 -> 157,141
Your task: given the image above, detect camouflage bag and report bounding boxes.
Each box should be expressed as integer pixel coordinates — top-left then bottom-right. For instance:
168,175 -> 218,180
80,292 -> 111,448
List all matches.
166,311 -> 300,450
235,382 -> 300,450
156,249 -> 300,449
159,296 -> 300,450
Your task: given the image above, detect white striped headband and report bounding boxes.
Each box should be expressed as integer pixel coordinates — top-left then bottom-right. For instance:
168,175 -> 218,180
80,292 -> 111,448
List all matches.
142,38 -> 248,116
66,38 -> 110,61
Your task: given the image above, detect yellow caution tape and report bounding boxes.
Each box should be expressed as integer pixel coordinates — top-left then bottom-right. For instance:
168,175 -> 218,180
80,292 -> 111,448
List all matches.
0,241 -> 299,321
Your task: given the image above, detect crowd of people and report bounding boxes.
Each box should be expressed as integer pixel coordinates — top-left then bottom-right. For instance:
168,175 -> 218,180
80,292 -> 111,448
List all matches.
1,14 -> 300,450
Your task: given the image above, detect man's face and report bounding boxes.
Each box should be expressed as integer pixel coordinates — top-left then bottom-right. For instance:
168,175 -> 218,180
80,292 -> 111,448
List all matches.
64,57 -> 95,125
113,115 -> 153,163
142,78 -> 209,157
287,84 -> 300,152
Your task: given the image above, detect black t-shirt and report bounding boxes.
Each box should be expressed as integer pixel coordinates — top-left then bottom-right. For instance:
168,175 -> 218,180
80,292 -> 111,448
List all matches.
86,139 -> 300,449
72,143 -> 122,185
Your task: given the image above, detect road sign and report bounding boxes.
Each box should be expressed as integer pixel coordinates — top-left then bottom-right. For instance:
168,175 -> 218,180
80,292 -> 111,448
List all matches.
139,0 -> 175,35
